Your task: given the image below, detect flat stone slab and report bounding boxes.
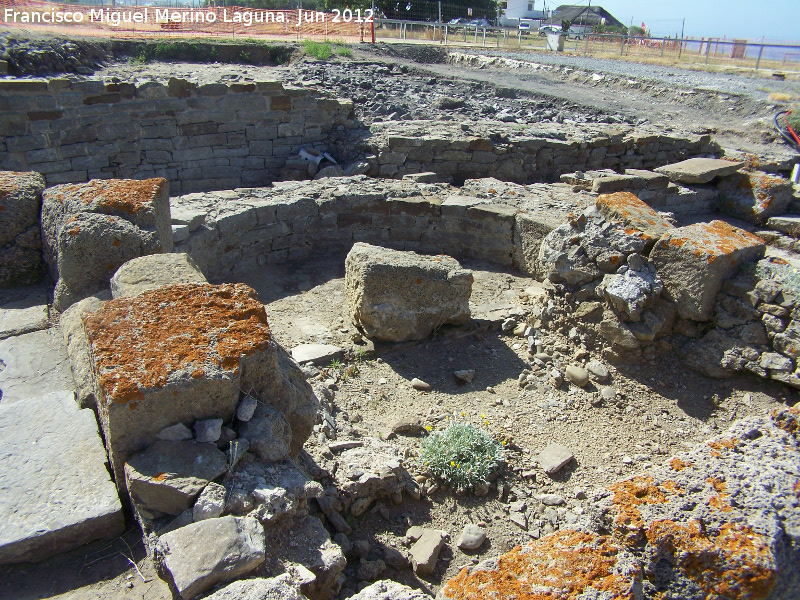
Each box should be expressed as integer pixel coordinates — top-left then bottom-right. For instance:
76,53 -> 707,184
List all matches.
110,253 -> 208,298
655,158 -> 744,184
0,391 -> 124,564
537,443 -> 574,475
0,283 -> 49,340
0,327 -> 75,404
718,171 -> 794,225
595,191 -> 675,249
650,221 -> 766,321
290,343 -> 343,366
767,215 -> 800,237
157,516 -> 265,600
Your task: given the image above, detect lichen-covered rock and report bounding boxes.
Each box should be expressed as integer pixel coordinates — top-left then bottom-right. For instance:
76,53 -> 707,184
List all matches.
347,580 -> 429,600
718,171 -> 794,225
41,178 -> 173,311
596,191 -> 675,250
441,406 -> 800,600
345,243 -> 473,342
650,221 -> 765,320
0,171 -> 46,288
81,283 -> 318,493
438,529 -> 642,599
110,253 -> 207,298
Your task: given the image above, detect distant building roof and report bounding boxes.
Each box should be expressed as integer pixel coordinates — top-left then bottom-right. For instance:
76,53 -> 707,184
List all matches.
548,5 -> 624,28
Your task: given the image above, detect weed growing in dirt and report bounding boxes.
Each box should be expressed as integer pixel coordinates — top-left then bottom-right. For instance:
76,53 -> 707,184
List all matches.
335,44 -> 353,57
302,40 -> 333,60
418,422 -> 504,492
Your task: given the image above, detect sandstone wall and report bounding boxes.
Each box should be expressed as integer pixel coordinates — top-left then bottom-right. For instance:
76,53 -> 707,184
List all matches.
0,78 -> 354,195
365,121 -> 719,183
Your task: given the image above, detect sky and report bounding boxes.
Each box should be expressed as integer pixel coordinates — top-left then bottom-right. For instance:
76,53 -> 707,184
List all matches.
558,0 -> 797,43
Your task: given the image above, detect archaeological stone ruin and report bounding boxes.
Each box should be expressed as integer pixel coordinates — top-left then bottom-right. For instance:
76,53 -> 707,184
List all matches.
1,37 -> 800,600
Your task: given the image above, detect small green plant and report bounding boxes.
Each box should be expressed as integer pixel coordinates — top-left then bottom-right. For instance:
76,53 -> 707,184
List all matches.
129,50 -> 149,65
335,44 -> 353,58
418,422 -> 504,492
238,50 -> 251,64
302,40 -> 333,60
328,358 -> 342,370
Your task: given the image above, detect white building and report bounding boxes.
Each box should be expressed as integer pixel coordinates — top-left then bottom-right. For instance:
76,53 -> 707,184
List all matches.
498,0 -> 547,27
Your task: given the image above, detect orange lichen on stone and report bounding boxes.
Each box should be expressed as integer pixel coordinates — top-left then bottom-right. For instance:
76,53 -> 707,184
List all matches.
645,520 -> 776,600
442,530 -> 639,600
608,475 -> 667,542
0,172 -> 26,199
707,438 -> 740,454
83,283 -> 271,405
56,178 -> 166,215
596,192 -> 673,241
771,409 -> 799,436
669,457 -> 693,472
660,480 -> 685,495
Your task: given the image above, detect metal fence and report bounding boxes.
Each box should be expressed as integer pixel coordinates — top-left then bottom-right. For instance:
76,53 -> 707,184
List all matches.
1,0 -> 799,73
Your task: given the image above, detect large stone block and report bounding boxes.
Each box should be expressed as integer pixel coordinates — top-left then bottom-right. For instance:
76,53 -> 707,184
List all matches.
717,171 -> 794,225
650,221 -> 765,321
0,391 -> 124,564
81,283 -> 318,491
41,178 -> 174,311
0,171 -> 46,287
595,191 -> 674,250
655,157 -> 743,184
110,253 -> 208,298
345,242 -> 473,342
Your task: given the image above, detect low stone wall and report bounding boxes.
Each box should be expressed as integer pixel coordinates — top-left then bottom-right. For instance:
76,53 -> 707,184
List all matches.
170,177 -> 593,280
364,121 -> 719,184
0,78 -> 355,195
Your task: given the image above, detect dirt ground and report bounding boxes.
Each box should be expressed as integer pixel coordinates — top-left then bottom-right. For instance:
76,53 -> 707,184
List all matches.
2,41 -> 799,600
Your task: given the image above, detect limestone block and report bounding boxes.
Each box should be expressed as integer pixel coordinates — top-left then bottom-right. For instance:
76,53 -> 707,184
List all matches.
718,171 -> 794,225
0,391 -> 124,564
513,210 -> 569,277
125,440 -> 227,518
345,242 -> 473,342
655,158 -> 744,184
0,171 -> 46,287
60,292 -> 108,410
595,191 -> 675,250
156,516 -> 265,600
349,581 -> 429,600
110,253 -> 207,298
650,221 -> 766,321
41,178 -> 174,311
82,283 -> 318,492
202,576 -> 307,600
0,327 -> 75,405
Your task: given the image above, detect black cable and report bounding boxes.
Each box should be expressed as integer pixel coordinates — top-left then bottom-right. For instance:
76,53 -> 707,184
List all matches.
774,110 -> 800,152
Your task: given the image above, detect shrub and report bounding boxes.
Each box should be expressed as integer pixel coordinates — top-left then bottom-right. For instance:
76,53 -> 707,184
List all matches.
418,422 -> 504,492
302,40 -> 333,60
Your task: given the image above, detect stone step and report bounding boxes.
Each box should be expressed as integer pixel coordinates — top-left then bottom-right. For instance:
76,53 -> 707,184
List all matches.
0,391 -> 124,564
767,214 -> 800,237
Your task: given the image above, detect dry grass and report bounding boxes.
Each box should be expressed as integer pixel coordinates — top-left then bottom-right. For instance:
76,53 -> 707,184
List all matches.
769,92 -> 793,102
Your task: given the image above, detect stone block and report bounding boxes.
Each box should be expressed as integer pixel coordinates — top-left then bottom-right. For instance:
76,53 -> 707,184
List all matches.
0,327 -> 75,405
156,516 -> 265,600
650,221 -> 766,321
591,174 -> 646,194
110,253 -> 207,298
60,292 -> 108,410
655,157 -> 744,184
345,243 -> 473,342
41,178 -> 174,311
81,283 -> 318,491
0,171 -> 46,287
766,215 -> 800,237
624,168 -> 669,189
512,210 -> 566,277
125,440 -> 227,518
0,391 -> 124,564
717,171 -> 794,225
596,191 -> 675,250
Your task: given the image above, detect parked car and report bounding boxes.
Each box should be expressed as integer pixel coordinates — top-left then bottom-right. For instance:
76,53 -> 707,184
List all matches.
467,18 -> 491,28
538,24 -> 562,36
448,18 -> 469,25
518,22 -> 531,35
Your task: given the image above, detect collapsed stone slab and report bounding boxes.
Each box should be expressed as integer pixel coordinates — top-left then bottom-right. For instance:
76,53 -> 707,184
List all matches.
345,242 -> 473,342
595,191 -> 674,250
156,515 -> 265,600
41,178 -> 173,311
0,171 -> 46,287
650,221 -> 765,321
655,157 -> 744,184
80,283 -> 318,492
0,391 -> 124,564
110,253 -> 207,298
717,171 -> 794,225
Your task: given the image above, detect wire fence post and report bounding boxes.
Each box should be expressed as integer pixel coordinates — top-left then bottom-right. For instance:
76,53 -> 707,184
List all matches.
755,44 -> 765,70
661,38 -> 665,58
583,34 -> 589,57
705,39 -> 711,64
620,34 -> 624,55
